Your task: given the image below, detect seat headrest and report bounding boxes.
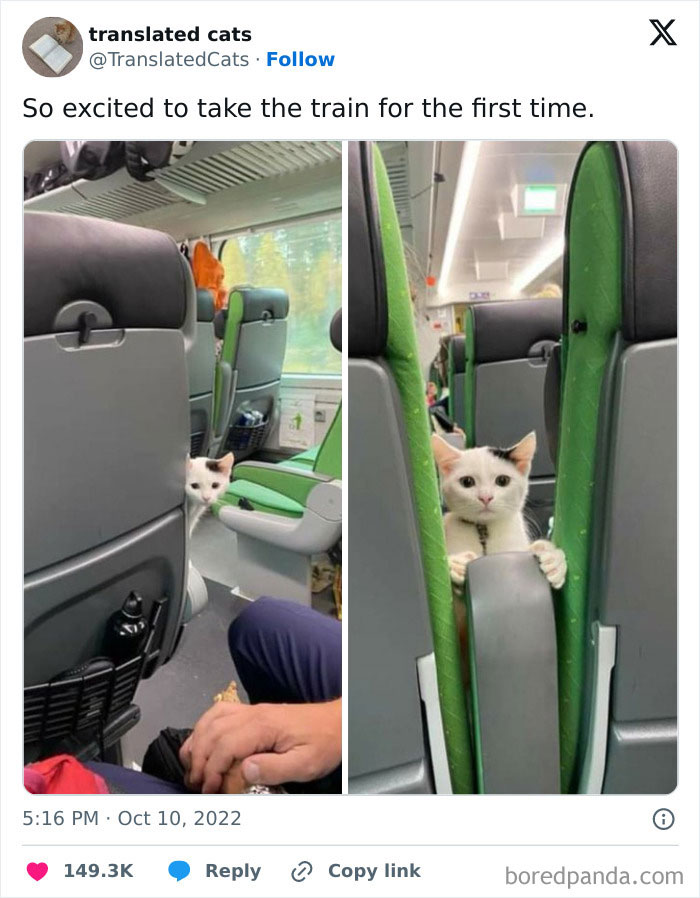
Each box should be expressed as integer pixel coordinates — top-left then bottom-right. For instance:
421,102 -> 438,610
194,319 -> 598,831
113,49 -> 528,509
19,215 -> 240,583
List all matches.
196,288 -> 216,322
230,287 -> 289,322
213,309 -> 227,340
349,141 -> 388,357
24,212 -> 189,337
449,335 -> 466,373
470,298 -> 563,363
618,142 -> 677,342
330,309 -> 342,351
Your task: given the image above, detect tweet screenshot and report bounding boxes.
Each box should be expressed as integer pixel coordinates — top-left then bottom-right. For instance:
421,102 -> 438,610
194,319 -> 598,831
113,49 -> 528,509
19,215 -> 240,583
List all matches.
0,0 -> 697,895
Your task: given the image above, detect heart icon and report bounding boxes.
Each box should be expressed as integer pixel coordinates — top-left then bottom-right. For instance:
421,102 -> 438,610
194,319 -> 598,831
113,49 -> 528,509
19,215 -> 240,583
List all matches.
27,863 -> 48,882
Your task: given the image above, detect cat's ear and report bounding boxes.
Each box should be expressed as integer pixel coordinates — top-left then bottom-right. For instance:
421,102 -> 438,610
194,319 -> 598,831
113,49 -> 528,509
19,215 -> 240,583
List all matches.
508,431 -> 536,475
187,455 -> 193,469
431,433 -> 461,475
218,452 -> 235,476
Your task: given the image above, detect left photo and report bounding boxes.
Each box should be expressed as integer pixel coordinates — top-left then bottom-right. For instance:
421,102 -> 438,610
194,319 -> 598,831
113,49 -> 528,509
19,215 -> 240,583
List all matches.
23,141 -> 342,795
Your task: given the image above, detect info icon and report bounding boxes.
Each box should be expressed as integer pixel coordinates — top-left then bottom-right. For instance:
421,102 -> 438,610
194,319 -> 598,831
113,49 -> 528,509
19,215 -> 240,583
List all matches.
652,808 -> 675,830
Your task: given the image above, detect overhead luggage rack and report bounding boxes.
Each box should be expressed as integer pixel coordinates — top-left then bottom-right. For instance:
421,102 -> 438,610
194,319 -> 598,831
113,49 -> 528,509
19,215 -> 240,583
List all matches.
24,140 -> 342,224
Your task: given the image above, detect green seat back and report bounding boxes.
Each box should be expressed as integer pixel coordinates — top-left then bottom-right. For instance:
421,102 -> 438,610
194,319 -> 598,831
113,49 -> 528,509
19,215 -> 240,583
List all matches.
447,338 -> 456,419
374,145 -> 473,793
552,142 -> 623,792
212,290 -> 244,431
313,404 -> 342,479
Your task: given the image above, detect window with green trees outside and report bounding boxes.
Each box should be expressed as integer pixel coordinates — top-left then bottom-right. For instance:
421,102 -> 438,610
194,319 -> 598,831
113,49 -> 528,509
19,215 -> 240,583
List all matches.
219,216 -> 341,375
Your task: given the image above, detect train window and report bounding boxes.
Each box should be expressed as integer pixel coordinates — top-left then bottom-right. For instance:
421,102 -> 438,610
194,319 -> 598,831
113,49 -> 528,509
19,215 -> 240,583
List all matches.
219,215 -> 341,375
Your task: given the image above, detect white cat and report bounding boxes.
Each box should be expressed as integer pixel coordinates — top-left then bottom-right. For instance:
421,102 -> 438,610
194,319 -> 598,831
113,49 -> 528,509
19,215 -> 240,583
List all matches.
185,453 -> 234,535
431,431 -> 566,589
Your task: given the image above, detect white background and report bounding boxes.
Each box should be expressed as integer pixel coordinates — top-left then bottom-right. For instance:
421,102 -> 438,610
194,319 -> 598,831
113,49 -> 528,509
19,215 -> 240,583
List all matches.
1,1 -> 698,896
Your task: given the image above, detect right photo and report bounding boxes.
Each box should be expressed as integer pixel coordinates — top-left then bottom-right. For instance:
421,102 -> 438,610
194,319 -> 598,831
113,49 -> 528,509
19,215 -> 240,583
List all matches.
348,140 -> 677,795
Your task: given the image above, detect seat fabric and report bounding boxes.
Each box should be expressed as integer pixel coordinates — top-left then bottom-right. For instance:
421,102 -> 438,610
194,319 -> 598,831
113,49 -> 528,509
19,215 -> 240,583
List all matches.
374,144 -> 473,793
219,479 -> 304,518
551,142 -> 623,792
284,447 -> 319,470
215,405 -> 340,518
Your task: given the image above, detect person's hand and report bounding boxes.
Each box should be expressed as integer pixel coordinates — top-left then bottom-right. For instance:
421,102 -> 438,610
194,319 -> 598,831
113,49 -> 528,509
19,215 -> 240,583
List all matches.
179,699 -> 341,794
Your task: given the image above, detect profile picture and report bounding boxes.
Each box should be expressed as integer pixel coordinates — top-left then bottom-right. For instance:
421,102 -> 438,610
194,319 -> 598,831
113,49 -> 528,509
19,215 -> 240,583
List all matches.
22,17 -> 82,77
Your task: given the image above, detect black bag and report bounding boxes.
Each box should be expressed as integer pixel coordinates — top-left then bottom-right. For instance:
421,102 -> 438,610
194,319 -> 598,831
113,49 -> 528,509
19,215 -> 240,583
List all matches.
124,141 -> 194,181
61,141 -> 125,181
142,727 -> 193,788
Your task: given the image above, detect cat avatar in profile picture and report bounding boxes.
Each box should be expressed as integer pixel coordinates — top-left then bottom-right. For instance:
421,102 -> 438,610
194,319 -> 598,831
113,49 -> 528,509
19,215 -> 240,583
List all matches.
22,17 -> 83,77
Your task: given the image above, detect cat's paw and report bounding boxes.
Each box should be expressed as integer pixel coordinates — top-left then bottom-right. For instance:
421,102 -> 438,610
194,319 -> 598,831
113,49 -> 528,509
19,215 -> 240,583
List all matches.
449,550 -> 479,585
529,539 -> 567,590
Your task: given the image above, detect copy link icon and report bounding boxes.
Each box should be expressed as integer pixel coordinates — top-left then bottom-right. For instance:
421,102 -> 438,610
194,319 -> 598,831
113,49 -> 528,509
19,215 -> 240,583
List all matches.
291,861 -> 313,882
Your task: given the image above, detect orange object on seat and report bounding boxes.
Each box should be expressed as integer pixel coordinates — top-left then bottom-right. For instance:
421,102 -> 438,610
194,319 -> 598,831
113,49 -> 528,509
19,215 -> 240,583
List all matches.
192,242 -> 227,311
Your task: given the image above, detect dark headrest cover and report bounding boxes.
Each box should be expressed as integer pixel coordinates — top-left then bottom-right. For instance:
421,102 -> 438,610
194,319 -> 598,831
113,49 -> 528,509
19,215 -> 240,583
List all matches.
234,287 -> 289,322
619,142 -> 677,342
349,141 -> 388,357
471,298 -> 562,363
449,335 -> 466,373
214,309 -> 227,340
24,212 -> 188,337
330,309 -> 342,351
196,288 -> 215,322
544,343 -> 562,470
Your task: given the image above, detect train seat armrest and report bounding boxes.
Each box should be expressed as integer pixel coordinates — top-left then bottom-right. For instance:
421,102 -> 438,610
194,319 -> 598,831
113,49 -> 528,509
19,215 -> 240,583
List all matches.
231,461 -> 335,508
465,552 -> 560,794
218,479 -> 341,554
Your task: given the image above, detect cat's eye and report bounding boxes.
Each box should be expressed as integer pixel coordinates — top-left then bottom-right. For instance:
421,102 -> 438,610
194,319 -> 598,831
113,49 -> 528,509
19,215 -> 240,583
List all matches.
212,482 -> 220,488
459,476 -> 475,488
190,483 -> 199,489
495,475 -> 511,487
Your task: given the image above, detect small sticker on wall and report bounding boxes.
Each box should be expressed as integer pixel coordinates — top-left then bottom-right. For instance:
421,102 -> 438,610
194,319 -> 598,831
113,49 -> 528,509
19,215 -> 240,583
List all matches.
280,397 -> 315,449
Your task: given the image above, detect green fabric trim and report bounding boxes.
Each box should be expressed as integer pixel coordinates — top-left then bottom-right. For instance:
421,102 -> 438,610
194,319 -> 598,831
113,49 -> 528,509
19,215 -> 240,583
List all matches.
215,479 -> 303,518
374,144 -> 474,794
552,142 -> 622,793
222,290 -> 244,365
212,291 -> 244,431
282,457 -> 317,471
289,446 -> 319,467
212,364 -> 225,433
447,341 -> 456,420
314,404 -> 342,479
227,463 -> 319,508
463,308 -> 476,447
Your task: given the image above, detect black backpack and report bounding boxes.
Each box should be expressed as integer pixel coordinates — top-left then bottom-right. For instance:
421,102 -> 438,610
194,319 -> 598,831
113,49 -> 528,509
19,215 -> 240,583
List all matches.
60,141 -> 125,181
124,141 -> 194,181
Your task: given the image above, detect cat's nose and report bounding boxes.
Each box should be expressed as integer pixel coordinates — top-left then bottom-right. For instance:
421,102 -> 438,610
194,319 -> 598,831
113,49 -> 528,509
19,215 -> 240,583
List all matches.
479,494 -> 493,507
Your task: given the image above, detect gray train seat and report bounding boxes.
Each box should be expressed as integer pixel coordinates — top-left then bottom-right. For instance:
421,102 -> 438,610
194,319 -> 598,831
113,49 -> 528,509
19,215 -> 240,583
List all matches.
24,211 -> 195,761
187,288 -> 217,456
214,311 -> 342,607
211,286 -> 289,460
551,141 -> 677,794
348,141 -> 472,794
462,298 -> 562,535
465,140 -> 677,794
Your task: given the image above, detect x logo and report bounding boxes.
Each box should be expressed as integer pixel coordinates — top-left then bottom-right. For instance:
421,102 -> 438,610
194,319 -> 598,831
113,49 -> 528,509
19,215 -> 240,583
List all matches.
650,18 -> 677,45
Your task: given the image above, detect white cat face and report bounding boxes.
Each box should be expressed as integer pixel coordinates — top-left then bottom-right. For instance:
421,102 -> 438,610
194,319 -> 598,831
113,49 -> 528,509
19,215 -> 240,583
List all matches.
186,453 -> 234,507
431,432 -> 536,524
